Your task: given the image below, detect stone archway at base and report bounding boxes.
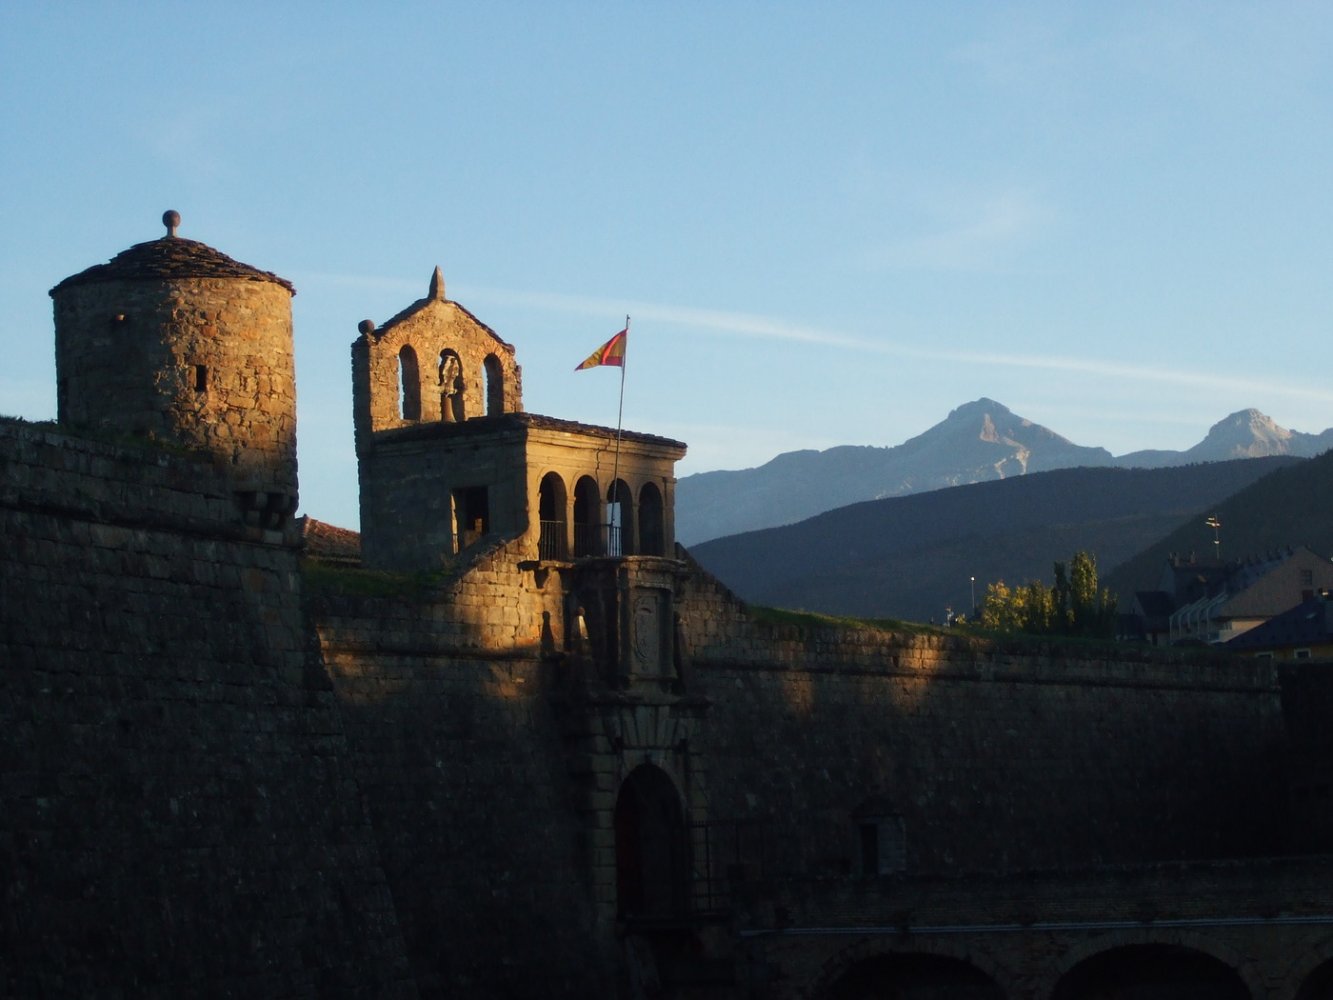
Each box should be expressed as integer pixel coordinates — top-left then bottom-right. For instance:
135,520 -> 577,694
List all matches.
825,952 -> 1005,1000
1050,944 -> 1251,1000
1295,958 -> 1333,1000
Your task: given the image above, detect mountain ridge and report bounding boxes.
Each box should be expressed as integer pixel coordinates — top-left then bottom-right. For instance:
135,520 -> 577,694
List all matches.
677,399 -> 1333,544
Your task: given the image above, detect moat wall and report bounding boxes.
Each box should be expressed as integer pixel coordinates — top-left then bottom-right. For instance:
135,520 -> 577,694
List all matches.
0,416 -> 1312,998
0,420 -> 413,997
300,543 -> 1295,998
308,544 -> 609,999
672,564 -> 1289,875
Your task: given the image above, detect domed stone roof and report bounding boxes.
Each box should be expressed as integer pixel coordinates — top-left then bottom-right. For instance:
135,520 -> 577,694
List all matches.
50,211 -> 294,296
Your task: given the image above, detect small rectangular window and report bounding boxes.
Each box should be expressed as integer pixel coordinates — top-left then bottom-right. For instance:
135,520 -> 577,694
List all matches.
858,817 -> 907,875
452,486 -> 490,552
194,365 -> 208,392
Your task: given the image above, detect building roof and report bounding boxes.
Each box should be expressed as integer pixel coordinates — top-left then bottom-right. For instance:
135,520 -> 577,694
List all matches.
50,212 -> 294,295
1227,594 -> 1333,651
299,516 -> 362,565
1222,547 -> 1329,617
374,410 -> 687,455
364,266 -> 513,352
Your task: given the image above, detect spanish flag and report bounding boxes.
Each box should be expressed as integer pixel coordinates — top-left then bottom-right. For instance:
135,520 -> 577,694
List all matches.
575,328 -> 627,370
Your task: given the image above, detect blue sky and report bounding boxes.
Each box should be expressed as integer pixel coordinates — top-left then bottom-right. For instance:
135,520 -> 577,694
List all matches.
3,3 -> 1331,530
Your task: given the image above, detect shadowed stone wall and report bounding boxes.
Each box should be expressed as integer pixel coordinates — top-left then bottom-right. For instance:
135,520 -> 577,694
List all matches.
308,543 -> 610,999
741,857 -> 1333,1000
298,542 -> 1299,999
0,420 -> 412,997
1,415 -> 1317,1000
673,561 -> 1290,879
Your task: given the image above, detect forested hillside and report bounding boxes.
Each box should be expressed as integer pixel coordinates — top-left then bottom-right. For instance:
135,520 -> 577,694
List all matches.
688,457 -> 1301,624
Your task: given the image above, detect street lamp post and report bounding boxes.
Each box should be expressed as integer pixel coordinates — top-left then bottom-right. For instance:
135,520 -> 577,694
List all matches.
970,576 -> 976,616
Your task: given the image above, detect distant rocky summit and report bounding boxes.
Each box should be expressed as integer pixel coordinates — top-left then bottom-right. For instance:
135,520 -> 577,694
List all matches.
1115,408 -> 1333,468
676,399 -> 1333,544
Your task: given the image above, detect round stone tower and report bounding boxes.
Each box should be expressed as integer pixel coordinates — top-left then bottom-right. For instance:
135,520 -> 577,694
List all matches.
50,211 -> 299,523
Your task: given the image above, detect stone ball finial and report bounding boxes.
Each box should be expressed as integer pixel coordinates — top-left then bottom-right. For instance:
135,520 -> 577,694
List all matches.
163,210 -> 181,237
358,319 -> 376,336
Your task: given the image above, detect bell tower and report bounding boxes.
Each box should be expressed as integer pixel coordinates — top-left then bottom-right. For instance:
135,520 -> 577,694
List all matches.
352,268 -> 685,571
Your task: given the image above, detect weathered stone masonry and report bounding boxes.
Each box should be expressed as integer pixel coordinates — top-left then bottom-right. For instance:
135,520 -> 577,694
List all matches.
297,538 -> 1327,997
8,216 -> 1333,999
0,422 -> 413,997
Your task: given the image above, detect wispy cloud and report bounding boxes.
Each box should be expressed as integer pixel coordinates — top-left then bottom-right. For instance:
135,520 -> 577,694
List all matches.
864,191 -> 1054,272
299,272 -> 1333,407
925,349 -> 1333,405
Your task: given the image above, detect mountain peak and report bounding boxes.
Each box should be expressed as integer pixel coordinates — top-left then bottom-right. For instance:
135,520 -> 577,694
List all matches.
947,397 -> 1012,422
675,399 -> 1333,545
1212,408 -> 1283,432
1194,409 -> 1292,459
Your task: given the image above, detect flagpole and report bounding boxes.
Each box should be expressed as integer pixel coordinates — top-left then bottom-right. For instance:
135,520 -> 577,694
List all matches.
610,316 -> 629,554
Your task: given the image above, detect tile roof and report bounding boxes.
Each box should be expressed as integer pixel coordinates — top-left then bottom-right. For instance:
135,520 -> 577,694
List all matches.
1227,595 -> 1333,650
51,229 -> 294,296
299,516 -> 362,565
363,267 -> 513,352
373,410 -> 687,453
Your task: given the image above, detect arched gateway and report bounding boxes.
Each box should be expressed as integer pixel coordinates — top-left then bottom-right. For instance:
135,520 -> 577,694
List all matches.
614,763 -> 689,920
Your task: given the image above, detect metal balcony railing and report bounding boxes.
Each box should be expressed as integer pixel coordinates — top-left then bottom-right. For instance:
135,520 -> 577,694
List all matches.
541,521 -> 628,560
573,521 -> 599,558
538,520 -> 568,561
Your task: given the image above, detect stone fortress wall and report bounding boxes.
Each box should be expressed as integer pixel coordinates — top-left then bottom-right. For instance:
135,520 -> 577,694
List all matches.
0,420 -> 413,997
300,535 -> 1313,996
6,417 -> 1333,999
309,544 -> 606,998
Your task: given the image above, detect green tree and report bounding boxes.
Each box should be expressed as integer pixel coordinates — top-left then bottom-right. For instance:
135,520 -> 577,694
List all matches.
1021,579 -> 1052,634
980,580 -> 1019,631
1068,550 -> 1116,637
978,551 -> 1117,638
1069,551 -> 1097,633
1051,560 -> 1071,633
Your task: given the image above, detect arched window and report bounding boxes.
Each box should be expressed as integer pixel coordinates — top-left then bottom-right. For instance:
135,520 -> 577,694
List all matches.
606,479 -> 634,557
438,349 -> 464,422
639,482 -> 665,556
483,354 -> 504,415
615,764 -> 689,919
538,472 -> 568,560
573,476 -> 601,558
397,345 -> 420,421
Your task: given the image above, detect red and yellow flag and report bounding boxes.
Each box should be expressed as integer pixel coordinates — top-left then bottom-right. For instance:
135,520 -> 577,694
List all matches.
575,328 -> 627,370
